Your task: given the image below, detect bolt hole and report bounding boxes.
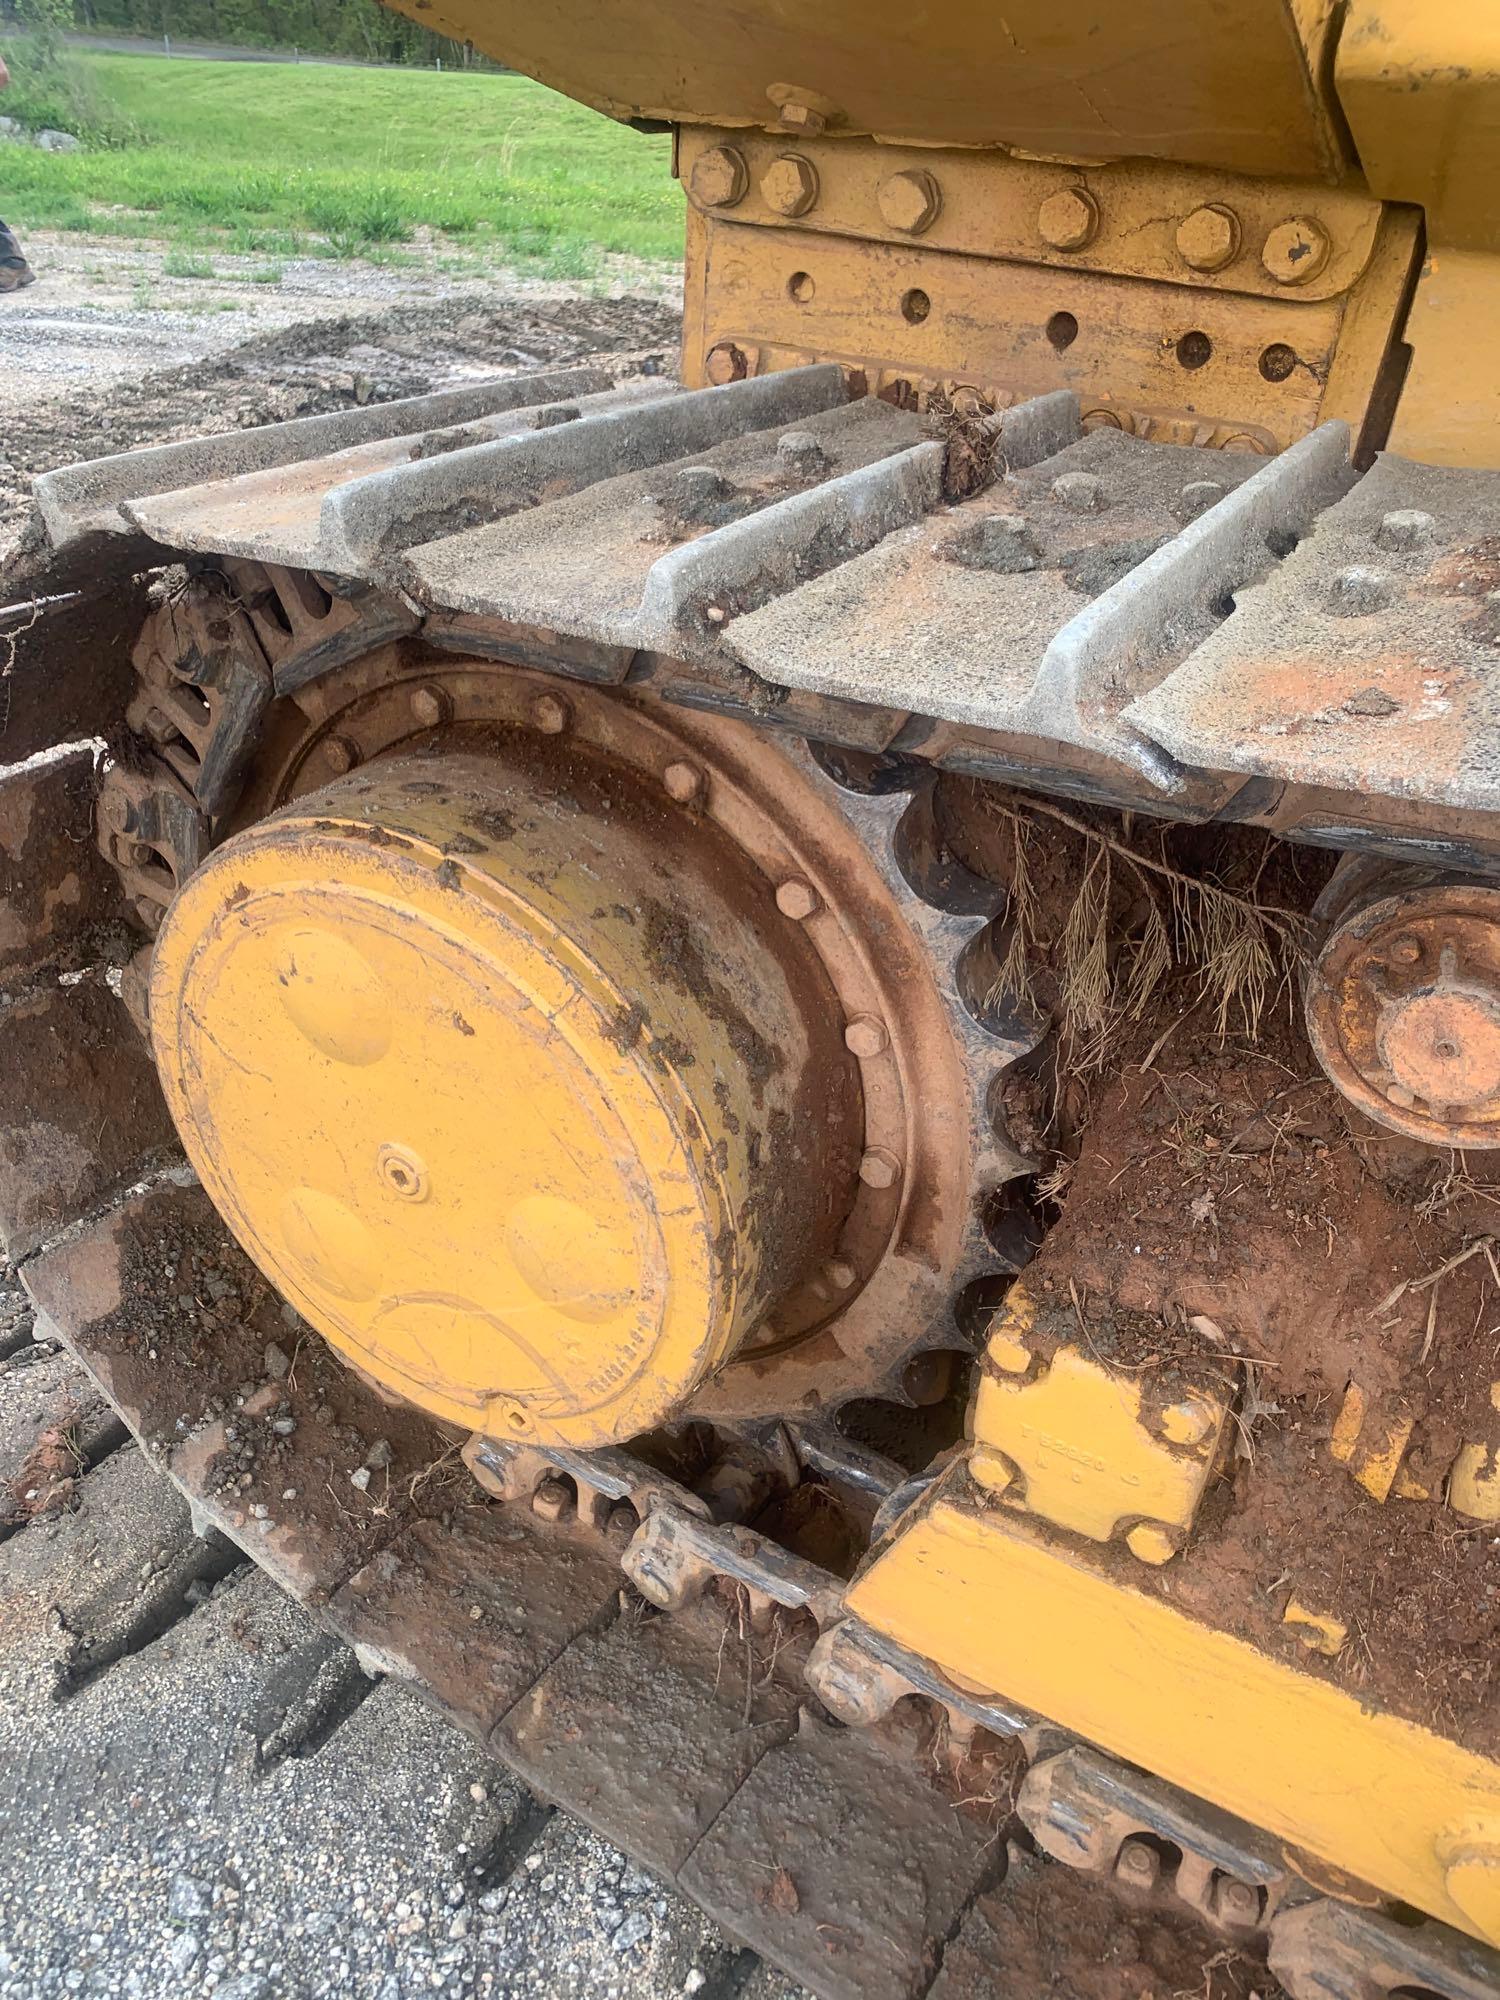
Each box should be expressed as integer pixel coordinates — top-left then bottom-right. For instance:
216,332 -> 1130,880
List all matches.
1266,527 -> 1299,559
1046,310 -> 1078,352
1176,330 -> 1213,370
505,1408 -> 529,1433
787,270 -> 815,304
1259,341 -> 1297,382
900,287 -> 930,325
1434,1039 -> 1460,1061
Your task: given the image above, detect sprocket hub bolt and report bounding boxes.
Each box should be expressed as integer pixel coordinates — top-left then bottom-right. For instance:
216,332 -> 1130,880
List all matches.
859,1147 -> 902,1190
322,735 -> 358,775
663,761 -> 705,805
775,878 -> 820,920
409,685 -> 447,729
531,693 -> 570,735
825,1259 -> 858,1291
844,1015 -> 889,1058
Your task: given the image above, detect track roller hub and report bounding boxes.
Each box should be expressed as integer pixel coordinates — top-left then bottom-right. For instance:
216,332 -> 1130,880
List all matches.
149,743 -> 862,1446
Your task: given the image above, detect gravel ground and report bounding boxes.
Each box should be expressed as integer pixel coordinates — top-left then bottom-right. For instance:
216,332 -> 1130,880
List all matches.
0,1297 -> 804,2000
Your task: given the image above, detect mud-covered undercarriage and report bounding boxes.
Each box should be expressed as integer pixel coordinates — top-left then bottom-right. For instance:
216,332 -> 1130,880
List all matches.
6,354 -> 1500,2000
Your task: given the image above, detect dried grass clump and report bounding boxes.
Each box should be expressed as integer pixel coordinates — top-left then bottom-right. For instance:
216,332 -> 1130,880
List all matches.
924,390 -> 1011,501
988,796 -> 1305,1072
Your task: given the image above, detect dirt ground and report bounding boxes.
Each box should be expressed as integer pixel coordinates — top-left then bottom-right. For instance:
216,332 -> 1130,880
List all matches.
0,229 -> 682,563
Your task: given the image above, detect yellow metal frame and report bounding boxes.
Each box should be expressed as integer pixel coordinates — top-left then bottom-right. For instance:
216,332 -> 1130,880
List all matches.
848,1476 -> 1500,1946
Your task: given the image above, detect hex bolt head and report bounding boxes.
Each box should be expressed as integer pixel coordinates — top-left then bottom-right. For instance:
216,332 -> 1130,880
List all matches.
858,1146 -> 902,1190
1390,933 -> 1424,965
1125,1522 -> 1180,1566
689,144 -> 749,210
322,735 -> 357,775
531,1476 -> 572,1523
777,99 -> 827,137
877,169 -> 942,236
775,877 -> 820,920
663,761 -> 705,805
1159,1396 -> 1216,1447
844,1014 -> 890,1059
704,341 -> 748,386
1175,203 -> 1240,272
1052,471 -> 1107,513
825,1258 -> 858,1291
1376,507 -> 1437,552
1116,1839 -> 1162,1888
531,693 -> 570,735
1037,187 -> 1099,251
1261,215 -> 1331,285
408,684 -> 447,728
604,1501 -> 640,1545
761,153 -> 819,218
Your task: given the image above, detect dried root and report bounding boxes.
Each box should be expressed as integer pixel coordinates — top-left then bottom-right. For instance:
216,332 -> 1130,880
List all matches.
986,795 -> 1304,1076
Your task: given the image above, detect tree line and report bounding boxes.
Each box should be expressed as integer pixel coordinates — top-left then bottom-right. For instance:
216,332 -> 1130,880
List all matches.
5,0 -> 494,68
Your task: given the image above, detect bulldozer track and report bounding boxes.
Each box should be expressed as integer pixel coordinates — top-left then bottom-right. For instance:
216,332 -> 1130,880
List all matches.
8,358 -> 1500,2000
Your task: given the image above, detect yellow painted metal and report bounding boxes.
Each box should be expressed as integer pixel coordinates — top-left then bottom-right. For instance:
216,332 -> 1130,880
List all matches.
680,193 -> 1419,455
1336,0 -> 1500,465
1282,1598 -> 1348,1657
376,0 -> 1343,181
149,750 -> 852,1448
847,1479 -> 1500,1945
1328,1381 -> 1417,1502
970,1284 -> 1227,1554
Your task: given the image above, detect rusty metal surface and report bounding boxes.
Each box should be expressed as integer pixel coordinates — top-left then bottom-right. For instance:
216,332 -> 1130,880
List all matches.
1131,453 -> 1500,814
1305,869 -> 1500,1147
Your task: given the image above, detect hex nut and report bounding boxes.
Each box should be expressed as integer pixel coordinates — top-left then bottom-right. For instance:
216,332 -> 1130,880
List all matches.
1175,203 -> 1240,272
1261,215 -> 1331,285
689,144 -> 749,210
878,168 -> 942,236
761,153 -> 818,218
844,1014 -> 889,1058
858,1147 -> 902,1190
775,878 -> 820,921
531,693 -> 570,735
1037,187 -> 1099,251
663,761 -> 705,805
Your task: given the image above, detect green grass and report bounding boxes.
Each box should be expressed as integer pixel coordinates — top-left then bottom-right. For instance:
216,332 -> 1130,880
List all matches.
3,48 -> 684,271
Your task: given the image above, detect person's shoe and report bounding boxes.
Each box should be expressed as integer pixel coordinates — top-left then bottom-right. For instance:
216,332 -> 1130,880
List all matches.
0,261 -> 36,292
